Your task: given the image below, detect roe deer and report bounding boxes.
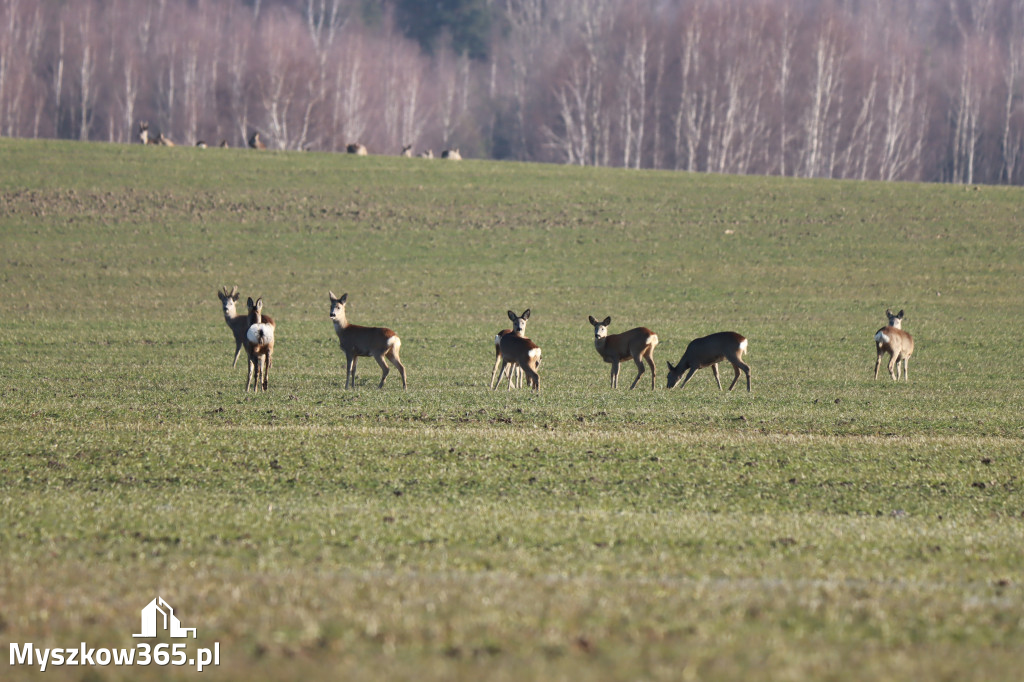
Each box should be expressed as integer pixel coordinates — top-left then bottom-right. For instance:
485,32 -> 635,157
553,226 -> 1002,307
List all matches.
441,148 -> 462,160
495,310 -> 541,392
138,121 -> 149,145
666,332 -> 750,391
155,132 -> 174,146
588,316 -> 659,389
218,285 -> 271,368
329,291 -> 407,389
347,143 -> 368,156
401,144 -> 413,157
490,309 -> 531,390
874,309 -> 914,381
244,297 -> 275,392
419,149 -> 434,159
248,132 -> 266,150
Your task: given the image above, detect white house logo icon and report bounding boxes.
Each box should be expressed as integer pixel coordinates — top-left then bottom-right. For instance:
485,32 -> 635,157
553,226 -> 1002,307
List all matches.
133,597 -> 196,639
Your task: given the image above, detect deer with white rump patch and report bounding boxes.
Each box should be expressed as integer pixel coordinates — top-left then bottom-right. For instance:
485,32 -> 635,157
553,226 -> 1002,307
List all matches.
219,285 -> 269,368
490,309 -> 535,390
494,310 -> 541,392
329,292 -> 407,389
588,316 -> 659,389
666,332 -> 750,391
874,309 -> 914,381
244,297 -> 275,392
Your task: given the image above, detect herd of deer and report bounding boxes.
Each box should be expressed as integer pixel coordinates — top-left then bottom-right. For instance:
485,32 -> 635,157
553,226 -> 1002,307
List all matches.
141,123 -> 458,158
219,286 -> 915,394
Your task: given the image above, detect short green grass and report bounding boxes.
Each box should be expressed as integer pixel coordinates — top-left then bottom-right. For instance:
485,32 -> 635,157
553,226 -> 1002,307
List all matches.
1,138 -> 1023,680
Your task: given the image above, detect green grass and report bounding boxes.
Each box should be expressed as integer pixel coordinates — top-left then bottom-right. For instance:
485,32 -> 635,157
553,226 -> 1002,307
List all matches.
1,137 -> 1023,680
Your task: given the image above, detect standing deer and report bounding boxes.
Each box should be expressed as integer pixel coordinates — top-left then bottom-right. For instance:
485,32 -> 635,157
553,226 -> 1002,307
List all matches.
329,291 -> 407,389
588,316 -> 659,389
244,297 -> 275,392
490,309 -> 531,389
666,332 -> 751,391
347,143 -> 368,156
248,132 -> 266,150
495,310 -> 541,392
401,144 -> 413,157
874,309 -> 914,381
138,121 -> 149,144
218,285 -> 264,368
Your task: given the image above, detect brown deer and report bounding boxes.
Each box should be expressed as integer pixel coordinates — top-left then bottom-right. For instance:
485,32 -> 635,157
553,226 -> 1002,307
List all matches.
219,285 -> 271,369
441,148 -> 462,160
666,332 -> 750,391
874,309 -> 914,381
490,309 -> 531,389
248,132 -> 266,150
155,132 -> 174,146
346,143 -> 368,156
495,310 -> 541,392
329,291 -> 407,389
418,149 -> 434,159
588,316 -> 659,389
401,144 -> 413,157
138,121 -> 150,145
244,297 -> 275,392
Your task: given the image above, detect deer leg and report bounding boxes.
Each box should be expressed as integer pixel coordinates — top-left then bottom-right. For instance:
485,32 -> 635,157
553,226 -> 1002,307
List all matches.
711,363 -> 723,390
490,350 -> 505,389
611,360 -> 620,389
522,360 -> 539,392
677,366 -> 699,390
873,350 -> 884,379
645,350 -> 657,390
629,353 -> 646,390
233,343 -> 244,368
345,353 -> 357,389
388,348 -> 408,390
245,354 -> 256,392
374,353 -> 391,389
901,357 -> 909,382
887,354 -> 899,381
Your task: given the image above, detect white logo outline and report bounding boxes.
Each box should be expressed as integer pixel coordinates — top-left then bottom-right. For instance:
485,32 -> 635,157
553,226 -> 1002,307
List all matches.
132,597 -> 196,639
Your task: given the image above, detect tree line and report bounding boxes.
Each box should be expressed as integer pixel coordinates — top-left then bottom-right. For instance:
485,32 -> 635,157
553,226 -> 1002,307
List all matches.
1,0 -> 1022,184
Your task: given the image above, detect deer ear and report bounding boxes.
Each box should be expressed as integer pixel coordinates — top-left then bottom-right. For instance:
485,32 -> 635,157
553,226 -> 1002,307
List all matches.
339,293 -> 348,304
886,309 -> 893,317
666,361 -> 674,372
588,315 -> 597,326
246,297 -> 255,309
897,310 -> 904,319
508,310 -> 517,322
328,290 -> 337,302
255,298 -> 263,311
522,309 -> 531,320
602,316 -> 611,327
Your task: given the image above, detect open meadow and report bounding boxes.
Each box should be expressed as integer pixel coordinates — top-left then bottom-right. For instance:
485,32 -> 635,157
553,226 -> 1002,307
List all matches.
1,137 -> 1023,680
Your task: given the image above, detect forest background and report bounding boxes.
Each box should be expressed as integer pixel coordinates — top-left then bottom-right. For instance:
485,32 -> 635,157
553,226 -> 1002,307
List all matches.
1,0 -> 1022,185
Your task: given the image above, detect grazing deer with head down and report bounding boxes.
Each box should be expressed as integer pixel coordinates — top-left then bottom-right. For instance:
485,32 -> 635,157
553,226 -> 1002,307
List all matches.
588,316 -> 659,389
666,332 -> 750,391
244,297 -> 275,392
155,132 -> 174,146
419,149 -> 434,159
490,309 -> 531,389
248,132 -> 266,150
874,309 -> 914,381
495,309 -> 541,392
347,143 -> 368,156
329,292 -> 407,389
441,148 -> 462,160
138,121 -> 150,144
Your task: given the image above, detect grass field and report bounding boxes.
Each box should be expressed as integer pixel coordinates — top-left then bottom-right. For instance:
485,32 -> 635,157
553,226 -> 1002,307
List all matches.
1,137 -> 1023,681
